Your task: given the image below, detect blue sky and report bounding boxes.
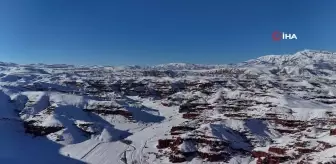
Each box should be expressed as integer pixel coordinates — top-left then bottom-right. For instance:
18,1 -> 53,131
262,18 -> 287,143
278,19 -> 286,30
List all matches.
0,0 -> 335,66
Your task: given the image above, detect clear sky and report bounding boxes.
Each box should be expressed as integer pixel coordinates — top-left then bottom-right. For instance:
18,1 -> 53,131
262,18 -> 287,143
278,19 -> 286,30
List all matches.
0,0 -> 335,66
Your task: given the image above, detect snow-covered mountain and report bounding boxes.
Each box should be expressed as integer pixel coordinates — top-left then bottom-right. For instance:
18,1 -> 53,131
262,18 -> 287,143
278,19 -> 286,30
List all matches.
1,50 -> 336,164
242,49 -> 336,67
151,63 -> 228,70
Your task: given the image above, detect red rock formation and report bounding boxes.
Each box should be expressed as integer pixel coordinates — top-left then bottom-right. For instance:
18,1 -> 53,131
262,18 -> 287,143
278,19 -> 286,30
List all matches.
274,119 -> 305,128
297,148 -> 314,154
268,147 -> 287,155
170,137 -> 183,152
191,138 -> 228,146
84,108 -> 133,119
182,113 -> 199,119
330,129 -> 336,135
268,156 -> 280,164
157,139 -> 174,149
170,126 -> 196,135
274,128 -> 298,134
197,151 -> 229,162
252,151 -> 268,158
224,113 -> 250,118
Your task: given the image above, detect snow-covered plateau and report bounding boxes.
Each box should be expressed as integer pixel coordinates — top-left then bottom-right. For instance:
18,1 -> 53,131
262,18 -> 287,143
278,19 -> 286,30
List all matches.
2,49 -> 336,164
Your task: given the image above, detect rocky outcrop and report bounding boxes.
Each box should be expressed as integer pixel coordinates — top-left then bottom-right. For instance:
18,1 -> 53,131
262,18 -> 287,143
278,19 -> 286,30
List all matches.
330,129 -> 336,135
170,126 -> 196,135
74,121 -> 101,135
157,139 -> 174,149
182,113 -> 199,119
24,120 -> 63,136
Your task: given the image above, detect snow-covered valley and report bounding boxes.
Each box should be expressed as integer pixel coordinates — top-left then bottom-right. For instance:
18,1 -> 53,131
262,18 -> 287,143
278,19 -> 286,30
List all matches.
2,50 -> 336,164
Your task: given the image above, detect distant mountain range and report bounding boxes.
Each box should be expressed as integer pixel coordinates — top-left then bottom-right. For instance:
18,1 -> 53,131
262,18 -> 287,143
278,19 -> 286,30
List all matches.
4,49 -> 336,71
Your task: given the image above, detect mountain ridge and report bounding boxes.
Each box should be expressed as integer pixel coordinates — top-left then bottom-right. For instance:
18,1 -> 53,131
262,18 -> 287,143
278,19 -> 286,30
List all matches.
3,49 -> 336,70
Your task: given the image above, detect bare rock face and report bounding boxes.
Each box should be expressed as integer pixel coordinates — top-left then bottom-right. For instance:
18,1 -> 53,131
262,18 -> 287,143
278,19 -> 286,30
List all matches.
330,129 -> 336,135
182,113 -> 199,119
24,120 -> 63,136
157,139 -> 174,149
74,121 -> 101,135
83,101 -> 133,119
84,108 -> 133,119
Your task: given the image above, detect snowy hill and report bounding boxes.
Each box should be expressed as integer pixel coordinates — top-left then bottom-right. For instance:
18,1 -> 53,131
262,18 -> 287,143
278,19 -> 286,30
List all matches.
151,63 -> 228,70
1,50 -> 336,164
241,49 -> 336,67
